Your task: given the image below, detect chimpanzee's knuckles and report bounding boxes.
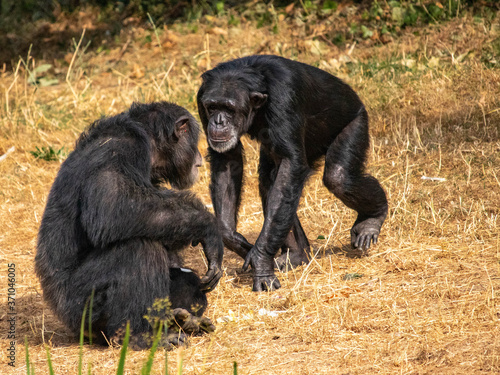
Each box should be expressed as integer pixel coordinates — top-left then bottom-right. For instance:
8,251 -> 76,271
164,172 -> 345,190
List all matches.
252,275 -> 281,292
200,267 -> 222,292
252,281 -> 264,292
242,250 -> 255,271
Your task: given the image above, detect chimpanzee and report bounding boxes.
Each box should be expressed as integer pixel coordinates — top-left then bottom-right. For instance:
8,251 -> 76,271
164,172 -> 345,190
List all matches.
197,55 -> 388,292
35,101 -> 224,348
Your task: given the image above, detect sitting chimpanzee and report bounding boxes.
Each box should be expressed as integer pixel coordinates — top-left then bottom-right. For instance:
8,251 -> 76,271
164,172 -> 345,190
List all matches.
197,55 -> 388,291
35,101 -> 223,348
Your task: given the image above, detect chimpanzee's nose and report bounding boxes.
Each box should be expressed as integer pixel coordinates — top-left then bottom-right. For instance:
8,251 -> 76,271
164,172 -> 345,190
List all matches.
215,113 -> 223,125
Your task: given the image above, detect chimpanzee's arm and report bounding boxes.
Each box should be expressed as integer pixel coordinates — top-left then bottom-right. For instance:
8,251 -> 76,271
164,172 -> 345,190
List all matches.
80,170 -> 223,291
208,142 -> 253,259
243,156 -> 310,291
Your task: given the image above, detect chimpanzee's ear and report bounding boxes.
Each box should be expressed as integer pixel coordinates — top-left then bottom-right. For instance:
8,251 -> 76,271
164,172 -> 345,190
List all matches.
250,92 -> 268,109
173,116 -> 190,141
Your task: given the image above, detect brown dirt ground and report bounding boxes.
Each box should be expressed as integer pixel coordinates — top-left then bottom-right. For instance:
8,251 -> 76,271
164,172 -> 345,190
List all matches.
0,8 -> 499,375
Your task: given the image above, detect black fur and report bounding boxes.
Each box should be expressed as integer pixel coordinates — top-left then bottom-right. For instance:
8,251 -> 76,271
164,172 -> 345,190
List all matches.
35,101 -> 223,347
197,55 -> 388,292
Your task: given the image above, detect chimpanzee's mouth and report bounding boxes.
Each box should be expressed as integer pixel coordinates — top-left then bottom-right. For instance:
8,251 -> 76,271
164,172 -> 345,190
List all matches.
208,136 -> 238,153
209,136 -> 231,143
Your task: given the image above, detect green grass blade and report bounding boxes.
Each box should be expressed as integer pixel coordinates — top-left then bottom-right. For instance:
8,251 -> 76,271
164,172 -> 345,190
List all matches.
116,322 -> 131,375
24,337 -> 31,375
233,361 -> 238,375
79,301 -> 89,375
141,323 -> 163,375
88,289 -> 95,346
45,346 -> 55,375
164,335 -> 168,375
147,12 -> 166,63
177,354 -> 183,375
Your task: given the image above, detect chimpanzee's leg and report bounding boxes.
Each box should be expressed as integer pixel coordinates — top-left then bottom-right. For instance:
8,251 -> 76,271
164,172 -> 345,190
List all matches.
275,214 -> 311,271
169,268 -> 207,316
323,109 -> 388,250
258,148 -> 310,271
68,240 -> 213,349
168,268 -> 215,338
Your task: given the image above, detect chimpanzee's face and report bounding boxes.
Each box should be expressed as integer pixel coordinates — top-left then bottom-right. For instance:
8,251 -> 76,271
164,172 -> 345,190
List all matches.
151,115 -> 202,190
199,83 -> 267,153
179,147 -> 202,189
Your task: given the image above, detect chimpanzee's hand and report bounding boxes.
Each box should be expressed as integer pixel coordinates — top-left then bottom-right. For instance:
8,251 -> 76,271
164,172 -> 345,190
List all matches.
200,262 -> 222,292
243,247 -> 281,292
199,231 -> 224,292
251,274 -> 281,292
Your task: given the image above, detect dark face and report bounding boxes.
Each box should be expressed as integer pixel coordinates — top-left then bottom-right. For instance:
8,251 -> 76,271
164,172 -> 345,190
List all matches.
151,115 -> 202,190
199,84 -> 267,153
175,147 -> 202,189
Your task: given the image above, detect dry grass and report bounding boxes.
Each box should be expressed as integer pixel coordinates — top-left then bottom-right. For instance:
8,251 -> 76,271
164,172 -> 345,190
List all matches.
1,9 -> 499,375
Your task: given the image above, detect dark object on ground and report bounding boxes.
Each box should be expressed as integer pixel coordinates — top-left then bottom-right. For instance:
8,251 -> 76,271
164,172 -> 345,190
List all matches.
35,101 -> 223,349
197,55 -> 388,292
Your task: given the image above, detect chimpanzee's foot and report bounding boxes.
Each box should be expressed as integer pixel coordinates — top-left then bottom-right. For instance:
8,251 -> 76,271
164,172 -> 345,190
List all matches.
160,330 -> 189,350
171,308 -> 216,336
121,308 -> 216,350
128,329 -> 189,351
275,248 -> 310,272
151,308 -> 215,350
350,217 -> 384,251
154,309 -> 215,350
275,219 -> 311,272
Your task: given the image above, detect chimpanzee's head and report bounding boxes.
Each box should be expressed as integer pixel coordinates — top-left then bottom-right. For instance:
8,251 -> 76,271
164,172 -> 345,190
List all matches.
129,101 -> 202,190
197,68 -> 268,153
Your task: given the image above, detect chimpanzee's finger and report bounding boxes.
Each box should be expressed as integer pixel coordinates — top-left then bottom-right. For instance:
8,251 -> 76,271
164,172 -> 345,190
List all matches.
364,236 -> 372,250
252,275 -> 281,292
353,235 -> 361,249
200,267 -> 222,292
242,251 -> 253,271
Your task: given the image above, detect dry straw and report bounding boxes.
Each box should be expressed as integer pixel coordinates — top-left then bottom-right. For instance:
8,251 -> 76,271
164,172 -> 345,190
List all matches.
0,9 -> 499,375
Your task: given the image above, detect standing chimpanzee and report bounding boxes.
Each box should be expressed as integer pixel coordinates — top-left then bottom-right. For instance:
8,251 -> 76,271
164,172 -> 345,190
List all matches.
35,102 -> 223,349
197,55 -> 388,292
